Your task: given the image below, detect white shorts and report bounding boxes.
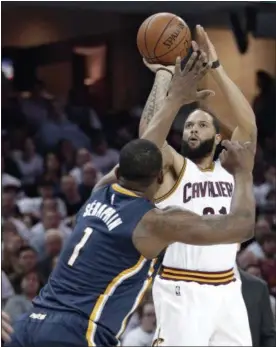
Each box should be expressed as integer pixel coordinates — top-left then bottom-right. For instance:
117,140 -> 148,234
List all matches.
153,273 -> 252,346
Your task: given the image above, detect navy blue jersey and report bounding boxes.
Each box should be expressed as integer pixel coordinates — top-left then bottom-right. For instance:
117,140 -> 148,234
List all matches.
33,183 -> 161,345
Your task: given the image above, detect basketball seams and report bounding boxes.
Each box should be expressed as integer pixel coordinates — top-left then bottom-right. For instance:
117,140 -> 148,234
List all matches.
137,14 -> 191,65
144,15 -> 156,60
155,27 -> 190,59
152,15 -> 178,59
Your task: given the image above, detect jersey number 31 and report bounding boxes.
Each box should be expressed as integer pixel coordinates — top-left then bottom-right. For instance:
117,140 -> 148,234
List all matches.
68,227 -> 93,266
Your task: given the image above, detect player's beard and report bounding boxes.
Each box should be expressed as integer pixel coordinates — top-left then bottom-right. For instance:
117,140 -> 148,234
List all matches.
181,136 -> 215,161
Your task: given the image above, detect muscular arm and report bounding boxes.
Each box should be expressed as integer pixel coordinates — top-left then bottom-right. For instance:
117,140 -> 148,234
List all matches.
211,67 -> 257,161
139,70 -> 171,136
133,172 -> 255,258
139,69 -> 178,169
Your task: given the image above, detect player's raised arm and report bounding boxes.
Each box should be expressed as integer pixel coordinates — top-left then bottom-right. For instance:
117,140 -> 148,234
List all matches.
141,44 -> 214,150
139,62 -> 173,138
94,48 -> 214,192
196,25 -> 257,169
133,141 -> 255,259
140,43 -> 214,171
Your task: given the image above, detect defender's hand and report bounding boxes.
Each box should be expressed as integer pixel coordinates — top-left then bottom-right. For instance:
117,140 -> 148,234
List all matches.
167,41 -> 215,106
143,58 -> 175,75
219,140 -> 254,175
196,25 -> 218,64
2,311 -> 13,342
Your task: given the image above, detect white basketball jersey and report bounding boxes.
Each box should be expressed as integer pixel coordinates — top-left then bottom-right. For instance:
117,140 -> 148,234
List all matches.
156,158 -> 237,271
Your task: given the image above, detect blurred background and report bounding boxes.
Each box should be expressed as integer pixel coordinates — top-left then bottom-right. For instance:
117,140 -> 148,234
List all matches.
1,1 -> 276,345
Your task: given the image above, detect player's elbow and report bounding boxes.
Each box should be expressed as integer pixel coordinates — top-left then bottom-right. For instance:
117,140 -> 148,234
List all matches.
240,219 -> 255,242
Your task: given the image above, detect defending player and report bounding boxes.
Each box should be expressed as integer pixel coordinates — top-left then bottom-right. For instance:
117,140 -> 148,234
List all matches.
5,47 -> 255,347
140,26 -> 257,346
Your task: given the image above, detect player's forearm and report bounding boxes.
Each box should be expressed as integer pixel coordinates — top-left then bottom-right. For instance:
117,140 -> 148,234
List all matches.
201,173 -> 255,244
141,98 -> 181,149
211,66 -> 256,133
139,70 -> 172,137
162,174 -> 255,246
204,173 -> 255,243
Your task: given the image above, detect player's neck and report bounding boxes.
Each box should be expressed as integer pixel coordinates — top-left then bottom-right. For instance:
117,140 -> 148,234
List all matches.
117,179 -> 146,198
193,156 -> 214,170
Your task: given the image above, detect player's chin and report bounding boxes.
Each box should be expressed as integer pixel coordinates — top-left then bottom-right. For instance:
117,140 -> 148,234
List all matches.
188,141 -> 200,149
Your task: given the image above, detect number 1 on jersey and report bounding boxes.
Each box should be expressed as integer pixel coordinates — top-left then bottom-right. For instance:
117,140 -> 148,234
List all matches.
68,227 -> 93,266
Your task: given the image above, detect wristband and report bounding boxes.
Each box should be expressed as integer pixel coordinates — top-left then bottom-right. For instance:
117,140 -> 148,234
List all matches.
156,68 -> 173,76
211,60 -> 220,69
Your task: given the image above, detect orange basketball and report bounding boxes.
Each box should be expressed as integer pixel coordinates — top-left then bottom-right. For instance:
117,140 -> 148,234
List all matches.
137,12 -> 191,65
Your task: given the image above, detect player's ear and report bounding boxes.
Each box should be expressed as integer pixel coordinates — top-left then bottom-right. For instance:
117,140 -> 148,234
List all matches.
115,167 -> 120,180
157,170 -> 164,185
215,133 -> 221,146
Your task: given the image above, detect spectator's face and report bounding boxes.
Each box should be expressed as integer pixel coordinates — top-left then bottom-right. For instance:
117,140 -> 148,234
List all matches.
6,234 -> 25,255
18,250 -> 37,272
21,272 -> 39,296
255,219 -> 271,241
41,198 -> 58,213
141,303 -> 156,333
263,239 -> 276,257
83,165 -> 97,186
2,192 -> 16,217
42,211 -> 60,229
39,185 -> 54,199
45,234 -> 62,257
77,149 -> 91,167
2,221 -> 17,244
46,154 -> 60,172
61,176 -> 78,196
246,266 -> 262,278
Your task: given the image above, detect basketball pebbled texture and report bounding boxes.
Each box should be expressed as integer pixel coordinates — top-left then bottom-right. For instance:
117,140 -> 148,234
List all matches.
137,12 -> 192,65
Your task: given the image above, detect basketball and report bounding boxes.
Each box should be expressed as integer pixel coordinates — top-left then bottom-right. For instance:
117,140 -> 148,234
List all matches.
137,12 -> 192,65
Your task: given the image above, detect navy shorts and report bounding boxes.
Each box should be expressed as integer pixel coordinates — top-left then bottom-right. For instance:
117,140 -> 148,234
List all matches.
4,308 -> 118,347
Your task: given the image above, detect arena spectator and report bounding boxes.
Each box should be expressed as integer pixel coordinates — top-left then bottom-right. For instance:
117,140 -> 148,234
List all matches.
43,153 -> 62,192
38,229 -> 64,281
122,301 -> 156,346
9,246 -> 38,294
2,157 -> 22,191
30,210 -> 71,258
92,134 -> 119,174
2,271 -> 15,306
19,80 -> 51,130
2,191 -> 21,220
36,99 -> 91,150
70,148 -> 102,185
57,139 -> 76,173
2,134 -> 22,179
2,228 -> 27,277
238,218 -> 272,265
79,163 -> 98,201
239,268 -> 276,346
4,271 -> 41,324
13,137 -> 43,190
60,175 -> 83,216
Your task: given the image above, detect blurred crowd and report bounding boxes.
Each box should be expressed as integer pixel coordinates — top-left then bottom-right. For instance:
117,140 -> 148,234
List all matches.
1,69 -> 276,345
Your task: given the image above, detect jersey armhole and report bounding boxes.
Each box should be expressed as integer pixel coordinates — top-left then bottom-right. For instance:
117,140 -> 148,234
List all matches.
154,158 -> 187,204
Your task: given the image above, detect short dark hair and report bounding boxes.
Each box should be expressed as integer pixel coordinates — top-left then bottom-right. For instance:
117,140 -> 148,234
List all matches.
192,107 -> 220,134
118,139 -> 162,187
